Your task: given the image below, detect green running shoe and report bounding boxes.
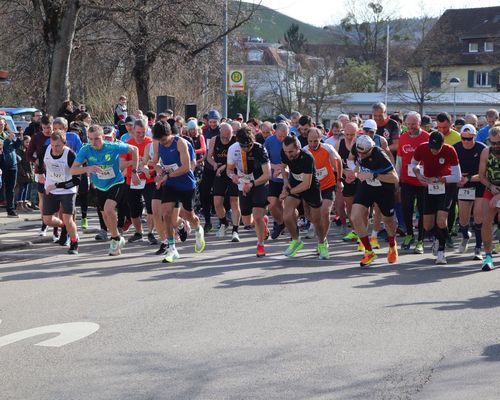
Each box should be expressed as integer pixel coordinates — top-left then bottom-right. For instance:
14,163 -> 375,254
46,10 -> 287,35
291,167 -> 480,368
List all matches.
284,239 -> 304,257
318,242 -> 329,260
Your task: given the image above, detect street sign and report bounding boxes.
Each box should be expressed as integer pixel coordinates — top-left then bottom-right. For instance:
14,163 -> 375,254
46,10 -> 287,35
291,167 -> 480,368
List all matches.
229,70 -> 245,92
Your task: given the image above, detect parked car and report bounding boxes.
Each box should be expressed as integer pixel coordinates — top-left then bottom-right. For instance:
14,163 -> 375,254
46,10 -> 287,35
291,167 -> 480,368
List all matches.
0,113 -> 18,133
0,107 -> 39,130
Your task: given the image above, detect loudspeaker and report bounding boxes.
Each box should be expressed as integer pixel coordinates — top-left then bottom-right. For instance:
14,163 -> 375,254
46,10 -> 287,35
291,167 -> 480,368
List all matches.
185,103 -> 197,120
156,95 -> 175,115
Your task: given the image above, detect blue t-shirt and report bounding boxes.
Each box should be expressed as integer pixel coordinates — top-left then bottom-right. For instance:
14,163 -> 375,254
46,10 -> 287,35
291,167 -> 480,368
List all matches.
120,133 -> 131,143
265,134 -> 286,182
75,142 -> 129,191
43,131 -> 82,154
477,125 -> 492,144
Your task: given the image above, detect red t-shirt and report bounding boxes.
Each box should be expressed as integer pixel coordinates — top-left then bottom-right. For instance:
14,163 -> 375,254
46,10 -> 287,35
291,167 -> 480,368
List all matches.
123,137 -> 154,185
413,143 -> 459,178
397,130 -> 430,186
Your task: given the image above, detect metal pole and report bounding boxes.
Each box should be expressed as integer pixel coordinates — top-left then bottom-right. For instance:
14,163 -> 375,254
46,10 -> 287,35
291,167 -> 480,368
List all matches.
223,0 -> 228,118
246,87 -> 251,121
385,25 -> 389,107
453,87 -> 456,121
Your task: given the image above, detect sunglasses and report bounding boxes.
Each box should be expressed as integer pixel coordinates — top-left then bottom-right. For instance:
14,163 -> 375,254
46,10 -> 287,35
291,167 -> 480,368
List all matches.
356,147 -> 368,154
490,141 -> 500,146
461,136 -> 474,141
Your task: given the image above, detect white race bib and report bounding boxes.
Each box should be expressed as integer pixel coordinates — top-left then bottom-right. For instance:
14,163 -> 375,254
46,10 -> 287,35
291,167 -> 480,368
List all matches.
496,200 -> 500,208
47,163 -> 66,183
366,178 -> 382,187
428,182 -> 445,195
239,173 -> 254,183
291,172 -> 304,181
130,179 -> 146,190
458,187 -> 476,200
96,166 -> 116,180
34,174 -> 39,183
408,165 -> 417,178
316,167 -> 328,181
164,163 -> 179,173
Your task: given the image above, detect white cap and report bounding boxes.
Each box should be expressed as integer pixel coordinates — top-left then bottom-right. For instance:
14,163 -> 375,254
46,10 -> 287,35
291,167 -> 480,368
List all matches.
362,119 -> 377,131
356,134 -> 376,152
460,124 -> 477,135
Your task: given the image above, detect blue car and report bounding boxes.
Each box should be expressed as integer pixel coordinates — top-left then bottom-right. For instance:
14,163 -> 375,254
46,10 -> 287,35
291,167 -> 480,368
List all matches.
0,107 -> 39,130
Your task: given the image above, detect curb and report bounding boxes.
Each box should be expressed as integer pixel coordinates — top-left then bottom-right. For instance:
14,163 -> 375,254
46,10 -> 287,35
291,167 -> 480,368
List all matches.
0,236 -> 53,252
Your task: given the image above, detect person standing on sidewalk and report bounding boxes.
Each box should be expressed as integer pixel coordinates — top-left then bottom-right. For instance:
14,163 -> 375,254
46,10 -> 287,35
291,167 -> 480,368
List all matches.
0,117 -> 22,217
15,135 -> 35,212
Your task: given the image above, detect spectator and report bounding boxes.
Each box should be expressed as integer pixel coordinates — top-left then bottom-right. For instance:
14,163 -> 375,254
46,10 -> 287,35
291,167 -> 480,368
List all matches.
24,110 -> 43,137
15,135 -> 34,212
0,117 -> 22,217
57,100 -> 80,124
114,95 -> 128,124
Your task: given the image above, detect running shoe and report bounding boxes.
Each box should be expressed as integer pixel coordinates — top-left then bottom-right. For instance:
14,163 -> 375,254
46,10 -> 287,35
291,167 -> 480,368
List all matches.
458,237 -> 470,254
95,229 -> 108,241
401,235 -> 414,250
204,223 -> 213,233
52,233 -> 60,243
57,226 -> 68,246
495,242 -> 500,254
244,225 -> 253,231
256,243 -> 266,257
263,215 -> 270,240
162,247 -> 180,263
80,217 -> 89,231
431,238 -> 439,256
387,245 -> 398,264
147,233 -> 159,245
414,240 -> 424,254
445,236 -> 455,249
370,237 -> 380,249
122,218 -> 132,233
318,242 -> 329,260
39,224 -> 48,237
155,241 -> 169,255
436,250 -> 447,265
68,240 -> 79,255
284,239 -> 304,257
128,232 -> 143,243
109,237 -> 125,256
195,226 -> 206,253
305,224 -> 316,239
342,231 -> 358,242
482,254 -> 494,271
271,222 -> 285,240
360,251 -> 377,267
473,247 -> 483,261
231,231 -> 240,242
357,239 -> 364,252
216,224 -> 227,239
178,222 -> 188,242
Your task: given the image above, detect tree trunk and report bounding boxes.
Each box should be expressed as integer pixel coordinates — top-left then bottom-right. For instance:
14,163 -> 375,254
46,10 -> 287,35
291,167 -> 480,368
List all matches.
133,50 -> 151,112
45,1 -> 81,115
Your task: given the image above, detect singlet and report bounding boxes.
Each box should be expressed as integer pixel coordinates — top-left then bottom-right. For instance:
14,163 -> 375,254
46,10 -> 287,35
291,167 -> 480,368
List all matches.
213,135 -> 236,165
157,136 -> 196,190
303,144 -> 337,190
338,138 -> 353,169
487,151 -> 500,187
44,145 -> 77,195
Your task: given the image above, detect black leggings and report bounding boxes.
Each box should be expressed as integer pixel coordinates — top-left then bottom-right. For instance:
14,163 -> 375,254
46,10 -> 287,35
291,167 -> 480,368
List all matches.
401,183 -> 425,241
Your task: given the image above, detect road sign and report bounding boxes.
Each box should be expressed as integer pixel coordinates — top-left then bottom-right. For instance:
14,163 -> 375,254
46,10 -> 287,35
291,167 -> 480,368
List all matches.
229,70 -> 245,92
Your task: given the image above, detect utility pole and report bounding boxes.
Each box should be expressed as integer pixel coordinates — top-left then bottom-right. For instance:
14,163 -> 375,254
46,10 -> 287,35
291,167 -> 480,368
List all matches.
222,0 -> 228,118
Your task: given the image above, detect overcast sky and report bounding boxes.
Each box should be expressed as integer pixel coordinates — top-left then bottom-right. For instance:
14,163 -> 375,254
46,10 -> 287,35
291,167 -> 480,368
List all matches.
250,0 -> 500,26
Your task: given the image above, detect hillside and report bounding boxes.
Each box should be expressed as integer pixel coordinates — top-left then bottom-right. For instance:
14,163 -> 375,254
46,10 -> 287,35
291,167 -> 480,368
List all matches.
232,2 -> 334,44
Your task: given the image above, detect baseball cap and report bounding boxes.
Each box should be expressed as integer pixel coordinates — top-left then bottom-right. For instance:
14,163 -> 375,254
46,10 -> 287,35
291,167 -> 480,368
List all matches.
235,113 -> 244,121
362,119 -> 377,131
428,131 -> 444,150
125,116 -> 136,125
103,126 -> 115,137
356,134 -> 375,152
460,124 -> 477,135
207,110 -> 221,121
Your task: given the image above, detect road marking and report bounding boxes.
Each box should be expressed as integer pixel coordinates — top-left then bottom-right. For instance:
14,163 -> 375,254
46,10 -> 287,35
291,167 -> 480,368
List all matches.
0,320 -> 99,348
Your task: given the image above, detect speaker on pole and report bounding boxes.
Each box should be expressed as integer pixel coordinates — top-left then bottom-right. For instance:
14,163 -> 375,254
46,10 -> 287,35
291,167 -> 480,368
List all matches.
156,95 -> 175,115
185,104 -> 197,120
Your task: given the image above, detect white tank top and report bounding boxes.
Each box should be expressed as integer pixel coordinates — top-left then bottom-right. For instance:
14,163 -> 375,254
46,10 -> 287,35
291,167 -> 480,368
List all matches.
44,145 -> 77,195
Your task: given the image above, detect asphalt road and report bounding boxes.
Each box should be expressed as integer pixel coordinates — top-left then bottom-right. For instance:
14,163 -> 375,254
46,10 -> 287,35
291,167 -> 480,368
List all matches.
1,222 -> 500,400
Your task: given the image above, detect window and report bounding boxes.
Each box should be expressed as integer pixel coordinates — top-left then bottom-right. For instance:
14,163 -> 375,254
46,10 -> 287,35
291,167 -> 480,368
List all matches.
248,49 -> 263,62
485,41 -> 494,52
475,71 -> 490,87
429,71 -> 442,88
469,42 -> 478,52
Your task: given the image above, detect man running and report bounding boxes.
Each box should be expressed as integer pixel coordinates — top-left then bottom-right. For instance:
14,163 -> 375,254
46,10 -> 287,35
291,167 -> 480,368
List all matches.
71,124 -> 141,256
227,127 -> 271,257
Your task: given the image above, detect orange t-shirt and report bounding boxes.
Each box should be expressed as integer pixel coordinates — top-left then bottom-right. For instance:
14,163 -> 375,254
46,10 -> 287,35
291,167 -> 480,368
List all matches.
304,143 -> 337,190
123,137 -> 155,185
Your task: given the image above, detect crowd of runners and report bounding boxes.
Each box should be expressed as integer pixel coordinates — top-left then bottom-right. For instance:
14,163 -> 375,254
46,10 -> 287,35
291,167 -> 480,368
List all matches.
1,98 -> 500,271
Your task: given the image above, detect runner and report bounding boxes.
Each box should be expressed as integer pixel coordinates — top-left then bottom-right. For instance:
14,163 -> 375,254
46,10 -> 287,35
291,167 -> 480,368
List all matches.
227,126 -> 271,257
280,135 -> 327,259
265,122 -> 288,239
348,135 -> 399,267
303,128 -> 342,258
478,126 -> 500,271
152,120 -> 205,263
454,124 -> 486,259
372,102 -> 400,155
396,111 -> 430,253
70,124 -> 141,256
40,130 -> 80,254
411,131 -> 461,264
207,122 -> 241,242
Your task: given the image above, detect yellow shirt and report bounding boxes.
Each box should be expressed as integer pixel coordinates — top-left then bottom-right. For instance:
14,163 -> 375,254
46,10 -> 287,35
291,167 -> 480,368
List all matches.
443,129 -> 461,145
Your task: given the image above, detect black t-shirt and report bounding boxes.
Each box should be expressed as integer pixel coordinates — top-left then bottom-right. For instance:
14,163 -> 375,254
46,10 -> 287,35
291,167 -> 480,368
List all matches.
228,142 -> 270,183
376,119 -> 400,147
281,149 -> 319,189
453,141 -> 486,180
352,146 -> 394,188
213,135 -> 236,165
298,135 -> 308,148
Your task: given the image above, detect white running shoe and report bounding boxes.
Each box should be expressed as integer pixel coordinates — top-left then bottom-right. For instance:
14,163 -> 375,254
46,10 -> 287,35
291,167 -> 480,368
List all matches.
162,247 -> 180,263
195,226 -> 206,253
216,224 -> 226,238
436,250 -> 447,265
231,231 -> 240,242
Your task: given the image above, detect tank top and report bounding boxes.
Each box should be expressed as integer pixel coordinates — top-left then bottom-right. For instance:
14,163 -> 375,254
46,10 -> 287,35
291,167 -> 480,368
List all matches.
487,151 -> 500,186
158,136 -> 196,190
44,145 -> 77,195
339,139 -> 353,169
213,135 -> 236,165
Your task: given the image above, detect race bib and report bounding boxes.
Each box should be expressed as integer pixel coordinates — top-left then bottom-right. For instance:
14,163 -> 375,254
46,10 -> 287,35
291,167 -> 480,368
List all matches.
366,178 -> 382,187
271,164 -> 282,179
34,174 -> 39,183
96,166 -> 116,180
291,172 -> 304,181
408,165 -> 417,178
130,179 -> 146,190
458,187 -> 475,200
316,167 -> 328,181
47,163 -> 65,183
239,173 -> 254,183
428,182 -> 445,195
496,200 -> 500,208
163,163 -> 179,173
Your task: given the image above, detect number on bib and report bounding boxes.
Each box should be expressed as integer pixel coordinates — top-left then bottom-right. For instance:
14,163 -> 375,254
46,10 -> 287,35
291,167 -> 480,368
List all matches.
316,167 -> 328,181
428,182 -> 445,195
130,179 -> 146,190
96,166 -> 116,180
366,178 -> 382,187
291,172 -> 304,181
458,187 -> 475,200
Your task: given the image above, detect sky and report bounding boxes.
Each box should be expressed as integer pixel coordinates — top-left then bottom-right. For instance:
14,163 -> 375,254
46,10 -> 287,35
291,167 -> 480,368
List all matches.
250,0 -> 500,27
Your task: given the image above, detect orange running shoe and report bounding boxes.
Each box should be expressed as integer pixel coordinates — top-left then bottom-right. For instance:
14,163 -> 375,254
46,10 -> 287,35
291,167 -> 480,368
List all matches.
256,243 -> 266,257
387,245 -> 398,264
360,250 -> 377,267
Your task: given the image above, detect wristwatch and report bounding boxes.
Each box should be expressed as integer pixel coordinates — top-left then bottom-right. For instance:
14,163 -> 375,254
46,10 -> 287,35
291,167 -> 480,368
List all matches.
132,169 -> 138,174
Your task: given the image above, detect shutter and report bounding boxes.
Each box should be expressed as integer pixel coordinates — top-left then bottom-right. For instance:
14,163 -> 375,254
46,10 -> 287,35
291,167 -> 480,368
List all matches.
467,70 -> 475,87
